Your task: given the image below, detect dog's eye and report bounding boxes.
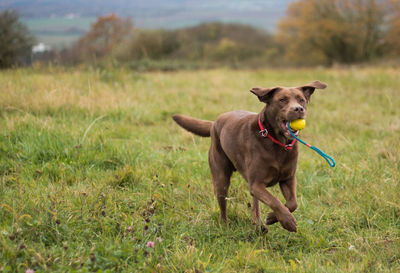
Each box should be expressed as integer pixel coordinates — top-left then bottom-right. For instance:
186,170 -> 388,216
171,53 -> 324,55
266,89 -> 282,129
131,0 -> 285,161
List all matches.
299,98 -> 305,103
279,98 -> 287,103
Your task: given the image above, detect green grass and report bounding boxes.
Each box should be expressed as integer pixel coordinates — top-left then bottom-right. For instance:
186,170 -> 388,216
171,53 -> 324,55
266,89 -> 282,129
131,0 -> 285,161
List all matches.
0,66 -> 399,272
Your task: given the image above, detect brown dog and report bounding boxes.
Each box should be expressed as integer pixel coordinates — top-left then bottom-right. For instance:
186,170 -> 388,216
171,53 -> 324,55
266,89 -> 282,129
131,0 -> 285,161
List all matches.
172,81 -> 327,232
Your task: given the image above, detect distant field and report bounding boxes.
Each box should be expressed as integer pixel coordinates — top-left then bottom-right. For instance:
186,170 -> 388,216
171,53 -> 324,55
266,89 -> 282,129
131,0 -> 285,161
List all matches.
0,67 -> 399,272
21,17 -> 96,48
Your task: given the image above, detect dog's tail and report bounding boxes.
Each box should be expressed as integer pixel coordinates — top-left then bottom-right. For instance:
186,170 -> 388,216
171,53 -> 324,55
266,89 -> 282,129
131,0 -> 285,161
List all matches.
172,114 -> 212,137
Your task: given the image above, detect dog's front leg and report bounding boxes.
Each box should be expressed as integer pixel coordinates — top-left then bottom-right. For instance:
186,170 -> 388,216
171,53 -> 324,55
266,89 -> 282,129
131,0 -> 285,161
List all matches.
250,182 -> 297,232
266,177 -> 298,226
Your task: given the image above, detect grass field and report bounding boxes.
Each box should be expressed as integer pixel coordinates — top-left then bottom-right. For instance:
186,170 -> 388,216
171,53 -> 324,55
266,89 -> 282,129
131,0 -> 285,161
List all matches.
0,66 -> 399,272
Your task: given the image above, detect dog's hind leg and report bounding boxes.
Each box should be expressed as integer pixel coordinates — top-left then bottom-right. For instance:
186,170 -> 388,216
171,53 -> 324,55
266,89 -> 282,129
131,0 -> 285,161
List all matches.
252,197 -> 268,232
209,138 -> 234,223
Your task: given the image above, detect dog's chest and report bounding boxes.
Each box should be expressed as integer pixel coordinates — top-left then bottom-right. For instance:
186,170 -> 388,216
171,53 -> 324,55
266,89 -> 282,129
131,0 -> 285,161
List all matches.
261,150 -> 297,186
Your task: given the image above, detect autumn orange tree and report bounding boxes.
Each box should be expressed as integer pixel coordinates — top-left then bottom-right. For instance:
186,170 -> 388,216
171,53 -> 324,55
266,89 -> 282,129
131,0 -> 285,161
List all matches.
75,14 -> 133,61
276,0 -> 387,65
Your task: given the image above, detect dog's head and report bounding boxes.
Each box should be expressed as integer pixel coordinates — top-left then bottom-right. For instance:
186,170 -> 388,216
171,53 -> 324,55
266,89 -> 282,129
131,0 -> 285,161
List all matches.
250,80 -> 327,139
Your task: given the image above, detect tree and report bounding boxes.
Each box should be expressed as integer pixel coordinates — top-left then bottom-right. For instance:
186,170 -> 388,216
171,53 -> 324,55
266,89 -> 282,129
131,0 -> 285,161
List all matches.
276,0 -> 386,65
0,10 -> 35,68
385,0 -> 400,56
75,13 -> 133,61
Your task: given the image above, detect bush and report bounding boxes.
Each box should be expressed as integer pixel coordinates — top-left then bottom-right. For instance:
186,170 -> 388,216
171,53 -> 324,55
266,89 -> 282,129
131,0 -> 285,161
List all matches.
115,29 -> 180,60
114,22 -> 278,66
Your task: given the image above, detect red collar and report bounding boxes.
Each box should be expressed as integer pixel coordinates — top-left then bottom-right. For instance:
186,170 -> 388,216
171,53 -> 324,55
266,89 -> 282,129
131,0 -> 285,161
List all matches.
258,115 -> 296,151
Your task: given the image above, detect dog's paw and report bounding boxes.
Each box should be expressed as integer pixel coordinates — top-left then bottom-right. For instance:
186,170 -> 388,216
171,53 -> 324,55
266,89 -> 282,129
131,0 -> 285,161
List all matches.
277,212 -> 297,233
266,212 -> 278,225
218,216 -> 230,226
259,224 -> 269,234
252,216 -> 269,233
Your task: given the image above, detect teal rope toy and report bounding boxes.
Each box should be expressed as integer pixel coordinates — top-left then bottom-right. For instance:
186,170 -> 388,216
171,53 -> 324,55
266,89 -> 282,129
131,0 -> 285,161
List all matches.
287,122 -> 336,167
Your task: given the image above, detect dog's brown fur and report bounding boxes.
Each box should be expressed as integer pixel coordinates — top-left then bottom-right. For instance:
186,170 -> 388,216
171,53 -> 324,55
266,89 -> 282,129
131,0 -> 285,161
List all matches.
172,81 -> 327,232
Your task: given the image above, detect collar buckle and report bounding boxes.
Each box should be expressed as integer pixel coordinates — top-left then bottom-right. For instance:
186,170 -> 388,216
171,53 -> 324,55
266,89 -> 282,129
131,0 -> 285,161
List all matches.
259,129 -> 268,137
258,114 -> 296,151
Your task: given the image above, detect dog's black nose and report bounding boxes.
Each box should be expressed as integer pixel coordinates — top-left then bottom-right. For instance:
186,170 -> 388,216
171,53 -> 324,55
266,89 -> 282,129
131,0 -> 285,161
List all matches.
294,106 -> 304,112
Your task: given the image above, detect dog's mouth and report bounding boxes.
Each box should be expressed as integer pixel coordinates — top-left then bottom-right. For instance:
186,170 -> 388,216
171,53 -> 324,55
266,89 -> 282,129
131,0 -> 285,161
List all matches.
281,120 -> 299,138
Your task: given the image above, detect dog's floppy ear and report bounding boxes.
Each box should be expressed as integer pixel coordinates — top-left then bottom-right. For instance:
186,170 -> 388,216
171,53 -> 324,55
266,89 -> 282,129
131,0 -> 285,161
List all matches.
250,87 -> 281,103
298,80 -> 327,101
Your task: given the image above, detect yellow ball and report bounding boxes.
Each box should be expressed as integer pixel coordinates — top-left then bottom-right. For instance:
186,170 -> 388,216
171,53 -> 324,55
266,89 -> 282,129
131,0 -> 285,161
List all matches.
289,119 -> 306,131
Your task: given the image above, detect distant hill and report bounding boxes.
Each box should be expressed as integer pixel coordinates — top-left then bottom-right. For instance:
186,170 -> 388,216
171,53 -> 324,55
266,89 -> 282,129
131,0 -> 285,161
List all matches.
1,0 -> 292,30
1,0 -> 292,48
